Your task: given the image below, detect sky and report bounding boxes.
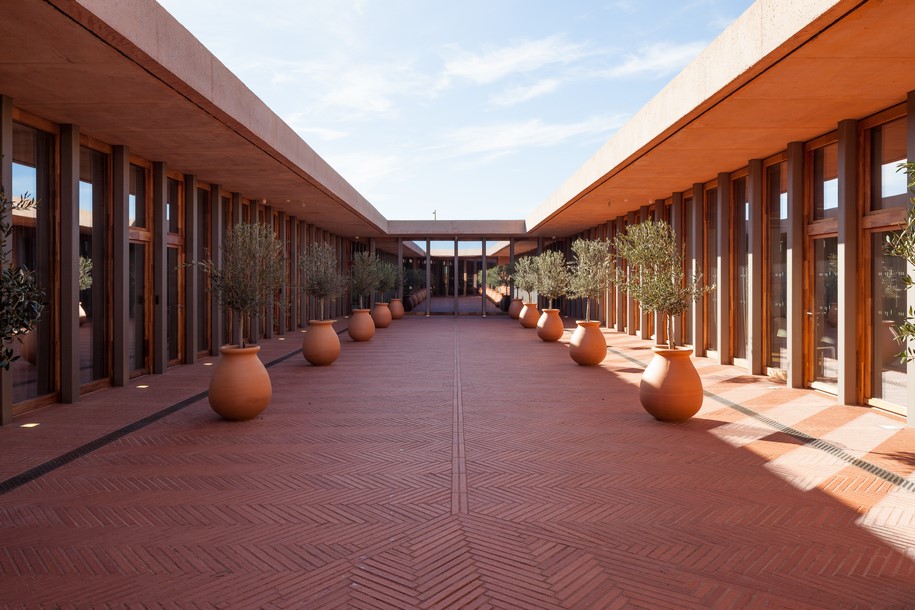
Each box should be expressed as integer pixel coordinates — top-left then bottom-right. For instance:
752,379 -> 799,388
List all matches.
157,0 -> 755,222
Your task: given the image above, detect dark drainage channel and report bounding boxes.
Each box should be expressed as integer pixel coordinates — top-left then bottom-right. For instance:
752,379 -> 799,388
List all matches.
607,346 -> 915,496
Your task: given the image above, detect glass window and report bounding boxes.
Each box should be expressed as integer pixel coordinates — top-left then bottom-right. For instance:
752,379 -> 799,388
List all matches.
10,123 -> 55,402
705,188 -> 718,352
871,118 -> 908,210
872,232 -> 907,405
682,197 -> 693,346
128,164 -> 146,228
167,178 -> 180,234
813,143 -> 839,220
79,146 -> 110,384
733,177 -> 749,360
767,162 -> 788,370
812,237 -> 839,389
196,188 -> 210,353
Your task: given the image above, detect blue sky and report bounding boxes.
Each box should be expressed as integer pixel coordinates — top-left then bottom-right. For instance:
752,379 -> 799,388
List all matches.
157,0 -> 755,221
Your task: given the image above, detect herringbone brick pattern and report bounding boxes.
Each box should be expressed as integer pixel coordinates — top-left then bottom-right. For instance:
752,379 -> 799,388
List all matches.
1,317 -> 914,607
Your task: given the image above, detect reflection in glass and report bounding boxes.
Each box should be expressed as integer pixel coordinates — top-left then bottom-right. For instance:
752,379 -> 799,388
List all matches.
733,177 -> 749,359
79,146 -> 110,384
167,246 -> 180,362
10,123 -> 54,403
872,233 -> 907,405
682,198 -> 693,345
129,164 -> 146,228
767,162 -> 788,370
871,118 -> 908,210
196,188 -> 211,352
812,237 -> 838,389
813,143 -> 838,220
129,243 -> 147,372
705,188 -> 718,351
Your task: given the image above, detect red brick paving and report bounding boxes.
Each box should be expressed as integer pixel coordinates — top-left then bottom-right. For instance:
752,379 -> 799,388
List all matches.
1,316 -> 914,608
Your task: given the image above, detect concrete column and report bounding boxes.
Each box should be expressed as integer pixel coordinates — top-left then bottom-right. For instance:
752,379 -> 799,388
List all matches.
786,142 -> 805,389
60,125 -> 80,403
183,174 -> 198,361
670,193 -> 684,345
151,162 -> 167,374
263,205 -> 273,339
837,120 -> 858,405
397,238 -> 404,300
425,239 -> 431,317
209,185 -> 224,354
231,193 -> 243,343
717,172 -> 732,364
277,211 -> 287,336
747,160 -> 764,375
112,146 -> 130,386
615,217 -> 626,332
509,238 -> 516,298
690,184 -> 705,354
481,238 -> 487,317
289,215 -> 299,331
639,205 -> 651,340
626,211 -> 637,336
453,239 -> 459,316
0,96 -> 12,421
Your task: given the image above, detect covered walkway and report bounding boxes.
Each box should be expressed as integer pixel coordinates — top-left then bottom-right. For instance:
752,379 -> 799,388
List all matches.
1,317 -> 914,607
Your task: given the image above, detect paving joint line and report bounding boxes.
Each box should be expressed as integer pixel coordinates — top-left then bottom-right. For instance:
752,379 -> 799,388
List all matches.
0,342 -> 307,496
606,345 -> 915,495
451,321 -> 469,514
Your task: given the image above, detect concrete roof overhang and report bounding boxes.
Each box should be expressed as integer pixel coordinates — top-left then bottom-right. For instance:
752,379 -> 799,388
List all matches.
0,0 -> 390,238
525,0 -> 915,236
386,220 -> 527,240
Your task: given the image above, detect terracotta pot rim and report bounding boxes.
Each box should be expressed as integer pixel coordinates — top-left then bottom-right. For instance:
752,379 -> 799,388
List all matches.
541,308 -> 560,313
651,345 -> 694,356
390,298 -> 402,302
374,302 -> 389,306
308,319 -> 336,326
353,308 -> 371,313
511,297 -> 522,301
219,344 -> 261,355
575,320 -> 601,326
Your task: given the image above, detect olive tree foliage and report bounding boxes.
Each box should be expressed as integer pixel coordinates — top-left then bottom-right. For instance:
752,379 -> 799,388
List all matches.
193,222 -> 286,347
299,242 -> 346,321
350,251 -> 381,309
569,238 -> 613,322
376,260 -> 400,302
511,256 -> 538,302
536,250 -> 571,309
884,161 -> 915,362
613,219 -> 709,349
0,181 -> 44,369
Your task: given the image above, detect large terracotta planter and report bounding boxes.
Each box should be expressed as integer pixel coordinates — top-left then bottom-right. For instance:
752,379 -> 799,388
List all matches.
519,303 -> 539,328
569,320 -> 606,365
639,346 -> 703,422
302,320 -> 341,366
536,309 -> 564,342
348,308 -> 375,341
208,345 -> 271,421
373,302 -> 392,328
508,298 -> 523,319
389,298 -> 405,319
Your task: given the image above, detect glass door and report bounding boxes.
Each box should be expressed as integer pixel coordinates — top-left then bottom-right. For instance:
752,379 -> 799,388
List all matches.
809,236 -> 839,391
128,242 -> 150,375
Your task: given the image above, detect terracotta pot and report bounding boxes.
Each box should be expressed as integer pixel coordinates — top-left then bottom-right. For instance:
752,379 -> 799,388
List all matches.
508,298 -> 524,319
639,346 -> 703,422
569,321 -> 606,365
519,303 -> 539,328
208,345 -> 271,421
348,308 -> 375,341
373,302 -> 392,328
302,320 -> 341,366
78,302 -> 87,326
389,298 -> 405,319
882,320 -> 901,364
536,309 -> 564,342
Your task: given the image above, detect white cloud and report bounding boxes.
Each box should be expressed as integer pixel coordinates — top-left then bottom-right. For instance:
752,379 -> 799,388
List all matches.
443,114 -> 628,159
440,35 -> 592,87
604,41 -> 707,79
284,114 -> 348,142
490,79 -> 560,107
326,152 -> 407,192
